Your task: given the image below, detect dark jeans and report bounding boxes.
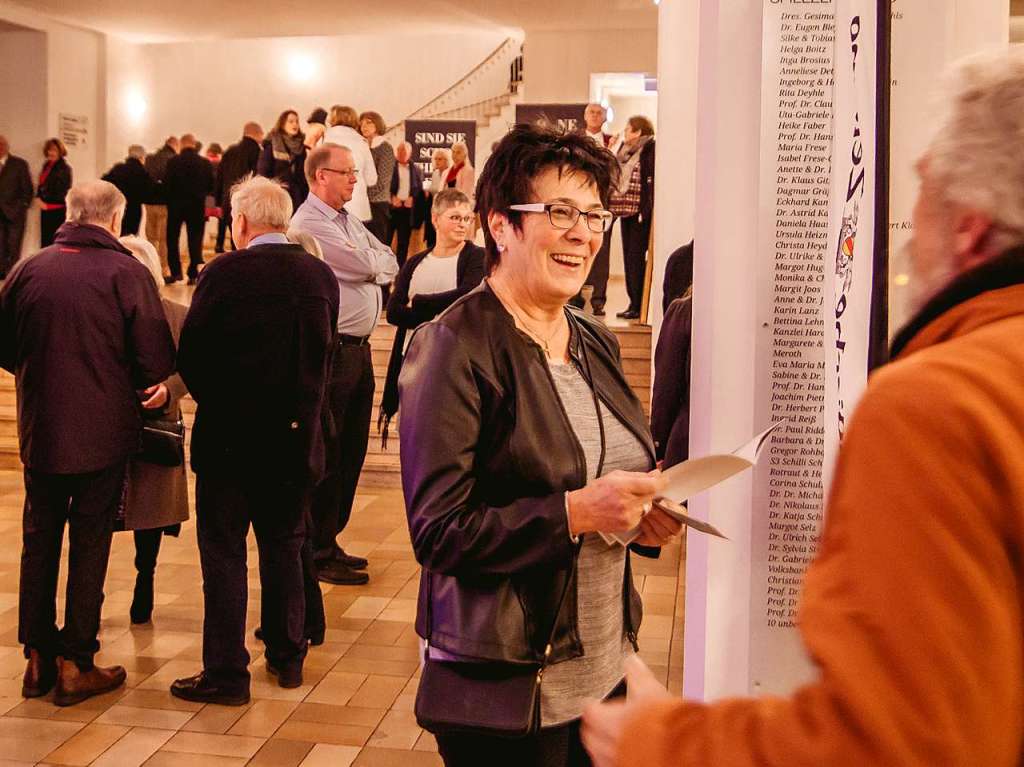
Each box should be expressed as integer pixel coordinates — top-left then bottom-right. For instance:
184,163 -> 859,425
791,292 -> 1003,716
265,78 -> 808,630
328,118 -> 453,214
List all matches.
0,213 -> 26,278
195,471 -> 309,691
620,215 -> 651,313
389,207 -> 414,266
40,208 -> 66,247
435,681 -> 625,767
310,341 -> 374,558
18,461 -> 125,670
167,203 -> 205,278
121,203 -> 143,236
368,201 -> 390,244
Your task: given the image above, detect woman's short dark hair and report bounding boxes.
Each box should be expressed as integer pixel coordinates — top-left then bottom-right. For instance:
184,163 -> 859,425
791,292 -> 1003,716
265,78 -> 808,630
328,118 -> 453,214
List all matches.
627,115 -> 655,137
307,107 -> 328,125
43,138 -> 67,158
272,109 -> 299,135
475,125 -> 618,273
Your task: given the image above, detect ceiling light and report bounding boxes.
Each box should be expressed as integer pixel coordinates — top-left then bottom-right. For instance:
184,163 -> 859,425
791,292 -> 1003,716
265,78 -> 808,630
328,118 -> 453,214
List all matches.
124,87 -> 147,124
288,53 -> 316,83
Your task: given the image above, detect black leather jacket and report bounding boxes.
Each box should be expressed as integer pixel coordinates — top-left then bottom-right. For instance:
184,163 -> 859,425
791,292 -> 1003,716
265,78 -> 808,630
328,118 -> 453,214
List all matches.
399,282 -> 657,665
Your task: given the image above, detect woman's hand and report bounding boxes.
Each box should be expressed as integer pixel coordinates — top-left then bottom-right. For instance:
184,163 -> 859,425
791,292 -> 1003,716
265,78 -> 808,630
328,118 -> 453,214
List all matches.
633,505 -> 683,547
567,470 -> 667,537
141,383 -> 169,410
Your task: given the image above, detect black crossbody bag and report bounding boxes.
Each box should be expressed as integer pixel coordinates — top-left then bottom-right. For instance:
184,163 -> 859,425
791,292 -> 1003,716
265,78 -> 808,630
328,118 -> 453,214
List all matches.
139,417 -> 186,467
414,546 -> 581,739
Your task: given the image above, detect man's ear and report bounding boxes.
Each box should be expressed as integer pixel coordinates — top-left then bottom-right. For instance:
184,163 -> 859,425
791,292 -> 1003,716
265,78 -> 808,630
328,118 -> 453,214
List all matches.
953,208 -> 996,273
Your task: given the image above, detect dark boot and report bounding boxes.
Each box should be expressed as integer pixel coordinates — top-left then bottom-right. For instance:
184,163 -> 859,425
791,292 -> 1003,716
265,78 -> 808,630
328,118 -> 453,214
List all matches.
21,649 -> 57,698
54,657 -> 126,707
130,574 -> 154,624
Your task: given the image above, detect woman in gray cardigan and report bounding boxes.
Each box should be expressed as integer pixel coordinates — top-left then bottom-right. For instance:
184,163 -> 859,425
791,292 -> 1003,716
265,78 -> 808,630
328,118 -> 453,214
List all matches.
120,236 -> 190,624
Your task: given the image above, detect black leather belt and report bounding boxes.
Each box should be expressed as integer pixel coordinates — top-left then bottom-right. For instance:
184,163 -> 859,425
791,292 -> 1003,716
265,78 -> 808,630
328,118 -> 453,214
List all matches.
338,334 -> 370,346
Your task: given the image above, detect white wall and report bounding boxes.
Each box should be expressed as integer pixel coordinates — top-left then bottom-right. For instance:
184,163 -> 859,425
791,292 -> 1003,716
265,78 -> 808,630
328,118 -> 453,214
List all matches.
524,28 -> 658,103
107,32 -> 509,159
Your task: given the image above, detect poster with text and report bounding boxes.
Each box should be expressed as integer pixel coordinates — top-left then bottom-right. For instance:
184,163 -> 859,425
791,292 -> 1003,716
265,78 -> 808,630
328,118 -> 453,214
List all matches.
404,120 -> 476,183
515,103 -> 588,134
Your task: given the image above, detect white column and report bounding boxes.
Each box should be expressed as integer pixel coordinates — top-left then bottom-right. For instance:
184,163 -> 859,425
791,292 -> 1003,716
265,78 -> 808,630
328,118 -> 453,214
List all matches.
684,0 -> 765,701
650,0 -> 700,336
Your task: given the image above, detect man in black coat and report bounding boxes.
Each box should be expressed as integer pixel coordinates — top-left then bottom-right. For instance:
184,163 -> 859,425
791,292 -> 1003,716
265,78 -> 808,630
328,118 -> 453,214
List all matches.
171,176 -> 339,705
102,145 -> 158,236
214,122 -> 264,252
0,135 -> 34,278
0,179 -> 175,706
164,133 -> 213,285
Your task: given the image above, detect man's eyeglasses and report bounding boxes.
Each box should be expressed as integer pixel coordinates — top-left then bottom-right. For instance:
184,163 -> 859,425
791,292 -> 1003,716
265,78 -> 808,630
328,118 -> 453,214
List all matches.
508,203 -> 613,233
321,167 -> 359,178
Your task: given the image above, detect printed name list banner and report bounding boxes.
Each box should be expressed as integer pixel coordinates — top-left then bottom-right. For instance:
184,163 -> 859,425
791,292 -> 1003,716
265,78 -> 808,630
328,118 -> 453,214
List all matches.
404,120 -> 476,184
515,103 -> 588,133
823,1 -> 886,493
749,0 -> 835,695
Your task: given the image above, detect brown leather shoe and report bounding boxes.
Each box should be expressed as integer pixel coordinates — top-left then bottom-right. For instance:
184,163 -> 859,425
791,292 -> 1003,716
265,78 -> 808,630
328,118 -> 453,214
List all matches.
21,649 -> 57,698
54,657 -> 127,707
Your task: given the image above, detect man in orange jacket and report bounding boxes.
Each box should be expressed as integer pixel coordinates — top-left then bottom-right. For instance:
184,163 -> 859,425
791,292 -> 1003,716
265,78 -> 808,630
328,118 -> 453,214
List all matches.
583,48 -> 1024,767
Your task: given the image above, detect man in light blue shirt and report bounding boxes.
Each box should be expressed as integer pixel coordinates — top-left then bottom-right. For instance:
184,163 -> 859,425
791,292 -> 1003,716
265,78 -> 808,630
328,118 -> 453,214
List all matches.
291,143 -> 398,585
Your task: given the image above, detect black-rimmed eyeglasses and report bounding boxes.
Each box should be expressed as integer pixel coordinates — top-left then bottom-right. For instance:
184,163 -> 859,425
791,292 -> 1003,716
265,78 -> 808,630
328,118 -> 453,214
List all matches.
508,203 -> 613,233
321,167 -> 359,178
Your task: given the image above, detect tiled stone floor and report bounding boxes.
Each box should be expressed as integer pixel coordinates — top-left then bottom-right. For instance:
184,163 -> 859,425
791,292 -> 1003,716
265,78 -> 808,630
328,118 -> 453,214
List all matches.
0,469 -> 684,766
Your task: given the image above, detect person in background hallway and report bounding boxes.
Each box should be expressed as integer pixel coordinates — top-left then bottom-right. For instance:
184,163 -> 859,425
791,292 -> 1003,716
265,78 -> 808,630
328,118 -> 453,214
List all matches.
399,126 -> 679,767
205,143 -> 223,167
424,148 -> 451,249
0,180 -> 174,706
144,136 -> 178,278
0,135 -> 34,278
613,116 -> 655,321
292,143 -> 398,586
649,289 -> 691,470
305,107 -> 328,150
102,145 -> 158,236
215,122 -> 264,253
258,109 -> 308,212
324,105 -> 378,225
575,104 -> 617,317
118,236 -> 190,625
446,141 -> 475,201
661,240 -> 693,314
379,188 -> 484,444
37,139 -> 72,248
164,134 -> 214,285
582,48 -> 1024,767
361,110 -> 395,243
171,176 -> 338,704
389,142 -> 424,266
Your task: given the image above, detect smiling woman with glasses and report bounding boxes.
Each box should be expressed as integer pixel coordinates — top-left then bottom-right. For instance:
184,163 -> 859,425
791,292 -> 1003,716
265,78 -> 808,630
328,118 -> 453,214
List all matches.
397,125 -> 681,767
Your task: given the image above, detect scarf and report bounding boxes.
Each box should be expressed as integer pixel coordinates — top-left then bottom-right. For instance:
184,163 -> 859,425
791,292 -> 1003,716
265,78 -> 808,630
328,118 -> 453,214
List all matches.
271,131 -> 306,163
446,162 -> 464,186
615,135 -> 651,195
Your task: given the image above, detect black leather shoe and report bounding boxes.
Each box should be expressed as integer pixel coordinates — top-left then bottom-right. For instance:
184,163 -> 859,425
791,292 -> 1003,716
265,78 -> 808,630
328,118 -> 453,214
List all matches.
334,548 -> 368,570
164,275 -> 182,285
593,307 -> 606,317
266,660 -> 303,689
620,309 -> 641,320
170,672 -> 250,706
186,276 -> 197,286
317,560 -> 369,585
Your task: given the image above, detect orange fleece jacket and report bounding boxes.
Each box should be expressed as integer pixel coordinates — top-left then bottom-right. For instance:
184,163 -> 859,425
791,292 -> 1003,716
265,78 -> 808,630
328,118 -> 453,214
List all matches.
620,286 -> 1024,766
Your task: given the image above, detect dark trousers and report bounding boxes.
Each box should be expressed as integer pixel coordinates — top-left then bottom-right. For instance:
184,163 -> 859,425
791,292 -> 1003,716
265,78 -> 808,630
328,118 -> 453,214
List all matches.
424,215 -> 437,249
301,509 -> 325,638
40,208 -> 66,248
167,203 -> 205,278
215,204 -> 232,252
389,207 -> 414,266
437,719 -> 592,767
573,223 -> 614,312
195,471 -> 308,691
121,203 -> 143,236
0,213 -> 26,278
18,461 -> 125,669
368,202 -> 390,243
311,341 -> 374,558
620,215 -> 651,313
